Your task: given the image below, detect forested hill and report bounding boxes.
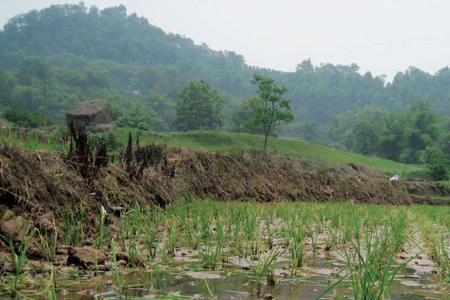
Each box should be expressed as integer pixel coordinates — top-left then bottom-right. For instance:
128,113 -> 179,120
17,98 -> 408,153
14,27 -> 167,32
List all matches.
0,3 -> 262,97
1,3 -> 450,136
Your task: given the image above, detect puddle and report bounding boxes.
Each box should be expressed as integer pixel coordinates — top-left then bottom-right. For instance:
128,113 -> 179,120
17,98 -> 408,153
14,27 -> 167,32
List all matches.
4,254 -> 446,300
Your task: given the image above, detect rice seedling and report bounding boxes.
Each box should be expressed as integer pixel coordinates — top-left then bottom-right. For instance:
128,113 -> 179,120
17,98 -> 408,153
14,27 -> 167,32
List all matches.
230,213 -> 244,255
59,204 -> 88,247
144,222 -> 158,261
111,240 -> 126,296
307,219 -> 321,257
37,223 -> 58,262
166,219 -> 178,256
202,215 -> 226,270
243,209 -> 259,257
250,249 -> 283,297
416,206 -> 450,283
341,220 -> 409,300
199,212 -> 213,242
203,279 -> 217,299
434,232 -> 450,283
324,221 -> 339,251
284,216 -> 306,276
126,236 -> 141,267
1,233 -> 33,298
41,267 -> 57,300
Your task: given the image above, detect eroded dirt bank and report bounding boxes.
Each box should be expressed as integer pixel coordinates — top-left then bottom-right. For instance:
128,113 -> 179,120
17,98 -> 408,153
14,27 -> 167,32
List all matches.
0,145 -> 416,215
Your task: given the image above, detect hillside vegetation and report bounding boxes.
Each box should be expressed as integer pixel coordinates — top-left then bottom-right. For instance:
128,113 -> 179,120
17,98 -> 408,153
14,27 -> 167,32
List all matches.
2,126 -> 420,175
1,3 -> 450,135
121,130 -> 421,175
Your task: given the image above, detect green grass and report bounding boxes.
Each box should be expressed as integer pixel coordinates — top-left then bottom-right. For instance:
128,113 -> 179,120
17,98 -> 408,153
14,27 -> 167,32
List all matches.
124,130 -> 422,175
1,126 -> 422,175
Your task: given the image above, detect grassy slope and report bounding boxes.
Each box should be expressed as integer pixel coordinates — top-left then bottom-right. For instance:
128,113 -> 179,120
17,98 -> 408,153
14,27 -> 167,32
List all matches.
1,127 -> 421,175
117,130 -> 422,175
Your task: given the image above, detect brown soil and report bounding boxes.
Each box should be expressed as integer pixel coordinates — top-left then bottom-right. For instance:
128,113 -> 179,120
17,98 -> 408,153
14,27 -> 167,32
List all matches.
0,145 -> 414,213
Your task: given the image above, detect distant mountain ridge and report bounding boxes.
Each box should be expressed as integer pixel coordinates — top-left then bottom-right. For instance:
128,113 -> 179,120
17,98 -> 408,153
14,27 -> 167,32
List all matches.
0,3 -> 261,96
1,3 -> 450,128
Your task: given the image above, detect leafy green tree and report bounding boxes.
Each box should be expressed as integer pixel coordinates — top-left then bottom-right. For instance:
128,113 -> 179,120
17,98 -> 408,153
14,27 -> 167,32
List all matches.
400,103 -> 441,163
116,107 -> 153,131
250,75 -> 293,153
232,96 -> 265,134
0,67 -> 14,104
174,81 -> 223,131
352,119 -> 378,155
420,146 -> 449,181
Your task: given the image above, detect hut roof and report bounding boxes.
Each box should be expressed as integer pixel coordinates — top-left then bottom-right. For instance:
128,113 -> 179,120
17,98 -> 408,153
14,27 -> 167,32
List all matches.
66,100 -> 110,116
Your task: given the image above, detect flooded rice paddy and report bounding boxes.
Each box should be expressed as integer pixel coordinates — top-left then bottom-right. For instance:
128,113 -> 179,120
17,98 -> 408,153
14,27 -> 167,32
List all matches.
1,200 -> 449,299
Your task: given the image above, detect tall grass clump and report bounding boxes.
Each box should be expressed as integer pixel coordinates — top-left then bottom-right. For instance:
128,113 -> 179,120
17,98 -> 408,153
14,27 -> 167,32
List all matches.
202,215 -> 226,270
341,213 -> 409,300
37,220 -> 58,262
166,218 -> 178,256
284,216 -> 306,275
144,221 -> 158,261
59,204 -> 88,247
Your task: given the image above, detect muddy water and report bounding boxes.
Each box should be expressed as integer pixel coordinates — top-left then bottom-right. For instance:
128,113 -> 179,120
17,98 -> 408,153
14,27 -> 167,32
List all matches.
13,254 -> 447,300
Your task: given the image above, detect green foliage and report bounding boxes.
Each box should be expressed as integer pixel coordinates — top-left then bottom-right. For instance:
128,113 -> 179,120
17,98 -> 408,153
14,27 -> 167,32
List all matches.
132,130 -> 421,175
249,75 -> 293,152
2,107 -> 45,128
18,59 -> 50,84
90,132 -> 120,152
232,96 -> 265,134
420,146 -> 450,181
116,107 -> 153,131
174,81 -> 223,131
333,104 -> 446,164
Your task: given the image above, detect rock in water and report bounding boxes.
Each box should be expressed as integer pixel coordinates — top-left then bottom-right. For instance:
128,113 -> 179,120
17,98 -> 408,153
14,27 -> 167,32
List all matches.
67,246 -> 107,269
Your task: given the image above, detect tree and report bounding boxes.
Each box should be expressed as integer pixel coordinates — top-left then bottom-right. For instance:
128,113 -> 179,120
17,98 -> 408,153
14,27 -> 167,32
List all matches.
250,75 -> 293,153
420,146 -> 449,181
35,61 -> 50,130
232,96 -> 265,134
400,103 -> 441,163
17,59 -> 51,129
0,67 -> 14,106
174,81 -> 223,131
352,119 -> 379,155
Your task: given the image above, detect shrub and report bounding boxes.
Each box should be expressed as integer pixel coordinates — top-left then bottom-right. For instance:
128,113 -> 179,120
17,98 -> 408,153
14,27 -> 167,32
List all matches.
420,146 -> 450,181
1,106 -> 44,128
90,132 -> 120,152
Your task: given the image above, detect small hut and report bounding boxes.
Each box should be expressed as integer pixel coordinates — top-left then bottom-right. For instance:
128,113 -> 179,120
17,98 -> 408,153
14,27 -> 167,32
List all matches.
66,100 -> 113,132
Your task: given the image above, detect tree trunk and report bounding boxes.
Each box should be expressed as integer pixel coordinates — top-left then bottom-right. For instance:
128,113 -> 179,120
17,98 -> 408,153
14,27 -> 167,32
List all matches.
43,79 -> 48,138
263,131 -> 268,154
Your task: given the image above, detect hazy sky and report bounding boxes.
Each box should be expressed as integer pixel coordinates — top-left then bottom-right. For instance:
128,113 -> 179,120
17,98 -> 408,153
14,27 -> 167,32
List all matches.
1,0 -> 450,78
